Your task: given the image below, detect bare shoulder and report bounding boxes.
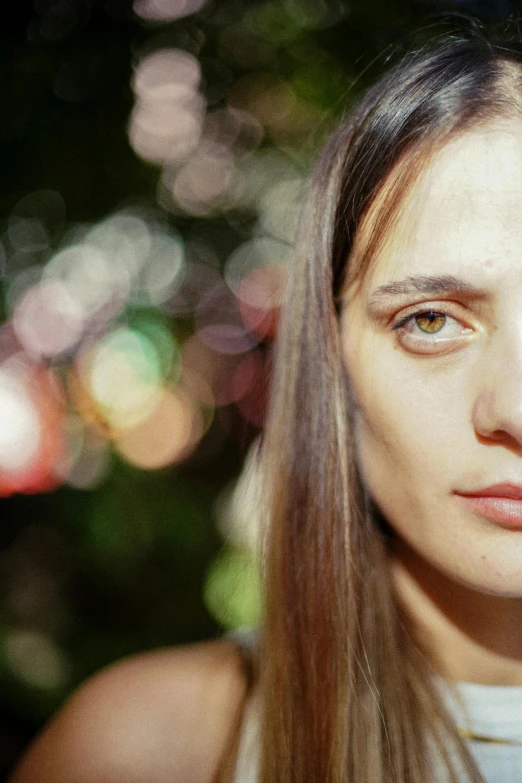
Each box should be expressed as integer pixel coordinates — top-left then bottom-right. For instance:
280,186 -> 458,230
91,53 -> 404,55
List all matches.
9,639 -> 250,783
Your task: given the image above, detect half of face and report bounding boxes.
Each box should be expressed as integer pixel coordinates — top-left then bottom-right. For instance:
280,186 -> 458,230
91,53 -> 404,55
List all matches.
341,118 -> 522,600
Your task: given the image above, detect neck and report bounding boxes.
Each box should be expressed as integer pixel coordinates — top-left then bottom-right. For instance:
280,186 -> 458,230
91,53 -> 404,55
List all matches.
390,540 -> 522,686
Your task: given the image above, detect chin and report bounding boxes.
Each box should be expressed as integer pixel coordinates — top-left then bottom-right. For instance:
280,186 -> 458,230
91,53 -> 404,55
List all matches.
455,560 -> 522,599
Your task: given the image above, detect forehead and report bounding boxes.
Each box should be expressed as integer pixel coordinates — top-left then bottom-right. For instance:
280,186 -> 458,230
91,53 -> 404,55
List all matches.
353,119 -> 522,293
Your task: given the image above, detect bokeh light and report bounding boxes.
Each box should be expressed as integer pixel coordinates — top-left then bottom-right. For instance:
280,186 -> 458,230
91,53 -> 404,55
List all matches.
196,282 -> 257,355
1,0 -> 335,502
134,0 -> 210,23
218,21 -> 278,70
284,0 -> 347,27
85,327 -> 164,430
129,49 -> 205,166
44,244 -> 116,318
0,14 -> 307,498
13,280 -> 85,359
114,387 -> 202,468
5,628 -> 69,691
0,361 -> 64,497
228,73 -> 297,129
163,143 -> 235,216
134,232 -> 185,306
52,416 -> 111,490
204,548 -> 262,630
182,335 -> 242,407
8,190 -> 66,252
0,365 -> 42,474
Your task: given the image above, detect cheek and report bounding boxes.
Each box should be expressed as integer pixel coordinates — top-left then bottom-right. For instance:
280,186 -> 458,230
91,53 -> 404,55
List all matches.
351,382 -> 450,554
347,343 -> 473,521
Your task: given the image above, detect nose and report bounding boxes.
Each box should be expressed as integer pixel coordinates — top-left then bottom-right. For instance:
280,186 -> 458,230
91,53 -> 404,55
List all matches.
472,329 -> 522,449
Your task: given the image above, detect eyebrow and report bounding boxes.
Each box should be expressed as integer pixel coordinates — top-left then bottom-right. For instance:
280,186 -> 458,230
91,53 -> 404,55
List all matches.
368,274 -> 482,309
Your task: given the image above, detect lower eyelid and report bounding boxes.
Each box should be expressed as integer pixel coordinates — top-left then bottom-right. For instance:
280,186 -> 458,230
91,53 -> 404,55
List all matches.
393,313 -> 473,348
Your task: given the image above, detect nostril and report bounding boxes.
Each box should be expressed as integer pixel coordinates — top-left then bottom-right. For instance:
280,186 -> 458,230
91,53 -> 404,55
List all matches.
474,429 -> 522,458
471,380 -> 522,450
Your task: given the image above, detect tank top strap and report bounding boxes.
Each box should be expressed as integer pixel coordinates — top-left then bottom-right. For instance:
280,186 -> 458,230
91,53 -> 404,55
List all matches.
225,627 -> 259,685
214,629 -> 260,783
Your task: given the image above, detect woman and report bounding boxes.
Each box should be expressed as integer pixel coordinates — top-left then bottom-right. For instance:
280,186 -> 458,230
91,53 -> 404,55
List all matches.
11,27 -> 522,783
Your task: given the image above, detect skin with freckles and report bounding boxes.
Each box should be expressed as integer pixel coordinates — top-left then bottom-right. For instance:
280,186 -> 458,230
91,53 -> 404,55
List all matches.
341,119 -> 522,685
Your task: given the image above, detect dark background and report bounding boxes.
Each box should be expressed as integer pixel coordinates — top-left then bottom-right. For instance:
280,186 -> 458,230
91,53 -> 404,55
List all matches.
0,0 -> 516,777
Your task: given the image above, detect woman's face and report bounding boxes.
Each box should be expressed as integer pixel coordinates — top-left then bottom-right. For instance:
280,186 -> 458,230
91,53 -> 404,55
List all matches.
341,119 -> 522,598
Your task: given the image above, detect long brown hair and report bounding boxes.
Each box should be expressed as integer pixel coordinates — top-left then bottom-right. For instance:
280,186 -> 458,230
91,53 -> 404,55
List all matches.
259,29 -> 522,783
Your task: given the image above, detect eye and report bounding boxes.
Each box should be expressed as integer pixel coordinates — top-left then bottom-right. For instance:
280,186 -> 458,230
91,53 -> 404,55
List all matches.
406,311 -> 447,334
392,308 -> 473,353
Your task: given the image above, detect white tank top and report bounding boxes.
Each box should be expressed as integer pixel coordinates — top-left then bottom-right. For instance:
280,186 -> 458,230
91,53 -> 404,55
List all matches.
444,680 -> 522,781
230,630 -> 522,782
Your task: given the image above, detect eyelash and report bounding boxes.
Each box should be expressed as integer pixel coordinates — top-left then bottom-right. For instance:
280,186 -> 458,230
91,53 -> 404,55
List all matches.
393,308 -> 448,331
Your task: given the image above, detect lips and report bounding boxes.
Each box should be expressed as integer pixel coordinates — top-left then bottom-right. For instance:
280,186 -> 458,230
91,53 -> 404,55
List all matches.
458,483 -> 522,500
456,484 -> 522,530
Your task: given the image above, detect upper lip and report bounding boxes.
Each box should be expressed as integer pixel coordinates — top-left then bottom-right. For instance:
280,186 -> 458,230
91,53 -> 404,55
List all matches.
457,483 -> 522,500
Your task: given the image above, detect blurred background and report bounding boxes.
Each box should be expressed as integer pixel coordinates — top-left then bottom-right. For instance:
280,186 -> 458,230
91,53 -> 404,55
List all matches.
0,0 -> 516,776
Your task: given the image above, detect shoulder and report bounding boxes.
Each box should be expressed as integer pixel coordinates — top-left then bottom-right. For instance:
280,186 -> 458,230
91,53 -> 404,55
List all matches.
9,638 -> 250,783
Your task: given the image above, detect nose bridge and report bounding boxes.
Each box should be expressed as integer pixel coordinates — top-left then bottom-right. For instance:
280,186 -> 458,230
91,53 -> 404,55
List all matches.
473,316 -> 522,443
